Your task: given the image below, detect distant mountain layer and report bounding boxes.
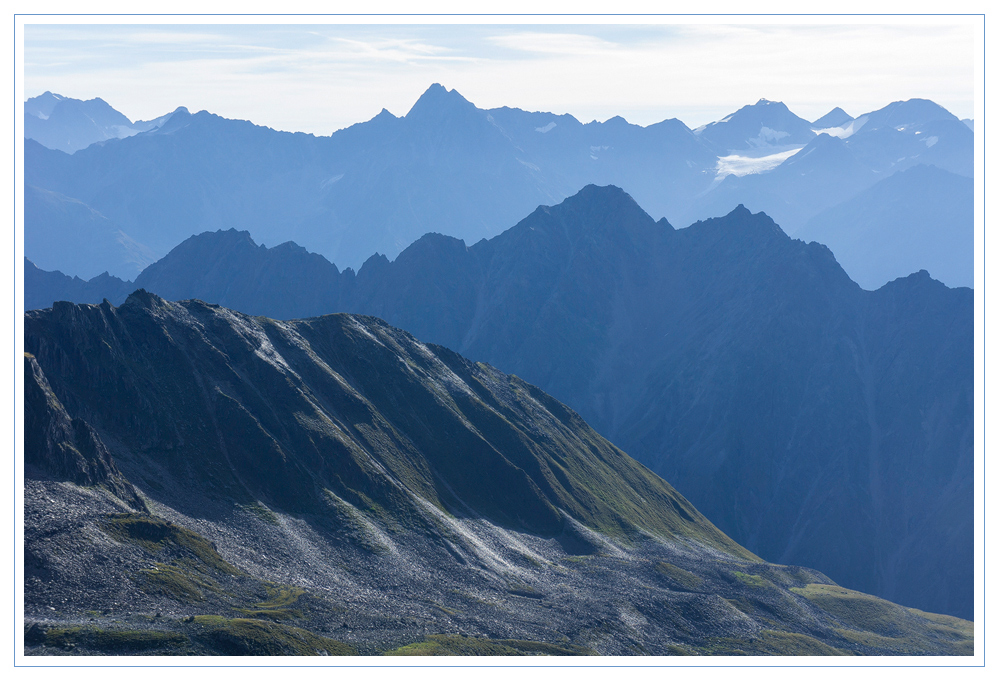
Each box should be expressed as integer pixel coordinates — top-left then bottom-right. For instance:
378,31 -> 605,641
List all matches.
24,86 -> 972,288
27,185 -> 974,620
23,293 -> 972,655
797,164 -> 974,289
25,258 -> 133,312
23,91 -> 174,154
24,185 -> 156,280
812,107 -> 853,129
695,98 -> 816,151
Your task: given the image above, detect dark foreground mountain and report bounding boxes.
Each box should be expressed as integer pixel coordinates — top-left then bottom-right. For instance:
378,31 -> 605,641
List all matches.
23,293 -> 972,655
36,185 -> 973,621
347,187 -> 974,623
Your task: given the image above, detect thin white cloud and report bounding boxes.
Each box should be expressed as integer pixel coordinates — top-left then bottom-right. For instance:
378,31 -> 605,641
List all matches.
487,31 -> 619,56
22,22 -> 977,134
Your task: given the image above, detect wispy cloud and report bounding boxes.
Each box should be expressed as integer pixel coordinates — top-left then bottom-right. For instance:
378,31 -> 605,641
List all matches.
22,22 -> 977,135
487,31 -> 620,56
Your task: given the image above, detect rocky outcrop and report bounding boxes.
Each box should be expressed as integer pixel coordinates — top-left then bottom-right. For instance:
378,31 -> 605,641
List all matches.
24,352 -> 145,510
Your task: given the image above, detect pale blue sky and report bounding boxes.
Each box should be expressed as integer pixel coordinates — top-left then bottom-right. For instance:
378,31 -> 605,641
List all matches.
22,21 -> 978,134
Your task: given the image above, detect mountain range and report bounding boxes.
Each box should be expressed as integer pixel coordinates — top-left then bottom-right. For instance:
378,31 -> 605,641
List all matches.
26,185 -> 974,621
24,91 -> 171,154
23,291 -> 972,655
24,86 -> 973,289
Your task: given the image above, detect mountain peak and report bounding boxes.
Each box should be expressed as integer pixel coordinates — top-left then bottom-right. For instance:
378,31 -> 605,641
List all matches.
560,184 -> 643,213
406,83 -> 477,121
858,98 -> 958,132
121,288 -> 169,311
812,107 -> 853,128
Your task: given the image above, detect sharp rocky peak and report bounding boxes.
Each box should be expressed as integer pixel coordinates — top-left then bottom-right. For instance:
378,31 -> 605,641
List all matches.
405,83 -> 478,121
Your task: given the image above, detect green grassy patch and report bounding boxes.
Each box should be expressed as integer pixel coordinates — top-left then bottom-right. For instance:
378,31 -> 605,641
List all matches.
431,603 -> 460,617
43,626 -> 188,654
791,583 -> 974,655
906,607 -> 975,640
704,630 -> 850,656
655,562 -> 703,591
191,617 -> 354,656
834,628 -> 920,653
731,571 -> 769,589
141,562 -> 220,602
383,634 -> 594,656
238,503 -> 280,526
791,584 -> 906,634
237,585 -> 306,620
506,583 -> 542,598
102,514 -> 242,576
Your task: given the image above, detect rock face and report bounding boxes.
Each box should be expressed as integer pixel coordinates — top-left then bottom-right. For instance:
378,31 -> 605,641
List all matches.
22,293 -> 973,656
26,290 -> 735,545
24,351 -> 144,510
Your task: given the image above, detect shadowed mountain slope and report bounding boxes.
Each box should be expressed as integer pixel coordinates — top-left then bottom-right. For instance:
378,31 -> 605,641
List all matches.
370,187 -> 974,620
23,294 -> 972,656
37,184 -> 973,621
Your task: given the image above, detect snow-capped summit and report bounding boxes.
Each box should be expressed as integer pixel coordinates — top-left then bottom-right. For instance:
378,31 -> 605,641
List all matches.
852,98 -> 959,134
695,98 -> 816,153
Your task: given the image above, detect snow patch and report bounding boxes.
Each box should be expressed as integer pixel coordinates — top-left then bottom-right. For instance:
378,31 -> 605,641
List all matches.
747,126 -> 790,147
518,158 -> 540,172
923,136 -> 939,148
813,114 -> 868,139
321,173 -> 344,188
715,147 -> 803,177
534,122 -> 556,133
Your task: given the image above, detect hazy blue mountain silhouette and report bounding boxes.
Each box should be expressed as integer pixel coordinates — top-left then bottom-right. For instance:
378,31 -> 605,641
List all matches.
24,184 -> 156,280
677,100 -> 973,235
24,258 -> 133,312
23,91 -> 172,154
26,185 -> 972,620
811,107 -> 853,128
25,86 -> 972,290
798,164 -> 973,288
133,228 -> 350,320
